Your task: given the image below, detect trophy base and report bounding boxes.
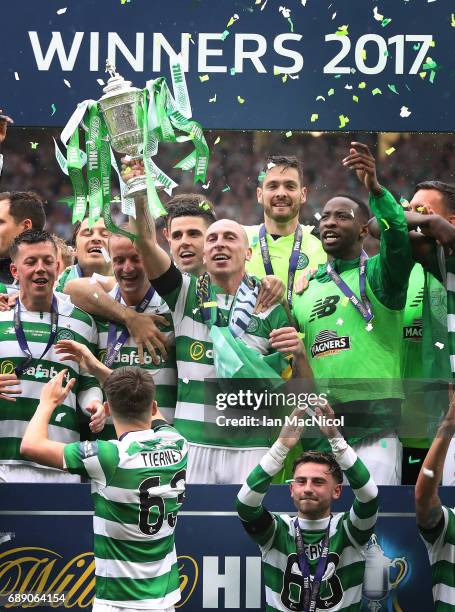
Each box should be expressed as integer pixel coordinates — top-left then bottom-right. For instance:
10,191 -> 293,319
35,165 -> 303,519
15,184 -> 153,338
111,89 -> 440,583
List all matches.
124,174 -> 164,198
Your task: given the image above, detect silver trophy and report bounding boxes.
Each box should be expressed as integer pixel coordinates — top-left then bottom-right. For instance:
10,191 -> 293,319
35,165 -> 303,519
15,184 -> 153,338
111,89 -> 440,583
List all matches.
363,535 -> 408,610
98,61 -> 148,197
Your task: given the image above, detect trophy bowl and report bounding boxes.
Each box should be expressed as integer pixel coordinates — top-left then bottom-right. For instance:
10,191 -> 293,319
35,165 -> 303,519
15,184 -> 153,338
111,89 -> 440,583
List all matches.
98,62 -> 147,197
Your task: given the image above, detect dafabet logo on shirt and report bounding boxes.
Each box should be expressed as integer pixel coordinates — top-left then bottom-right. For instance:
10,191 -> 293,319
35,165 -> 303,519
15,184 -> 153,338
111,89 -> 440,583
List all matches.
311,330 -> 351,359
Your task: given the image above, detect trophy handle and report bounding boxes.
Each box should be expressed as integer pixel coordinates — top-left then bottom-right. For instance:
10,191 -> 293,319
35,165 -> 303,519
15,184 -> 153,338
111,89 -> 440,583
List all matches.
389,557 -> 408,589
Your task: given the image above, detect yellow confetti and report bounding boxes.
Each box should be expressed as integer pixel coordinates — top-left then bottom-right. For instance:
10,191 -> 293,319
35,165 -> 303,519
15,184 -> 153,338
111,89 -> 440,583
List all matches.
352,95 -> 359,103
338,114 -> 349,128
237,96 -> 245,104
282,74 -> 288,83
372,88 -> 382,95
358,82 -> 366,89
385,147 -> 395,156
30,142 -> 39,149
451,13 -> 455,27
311,113 -> 318,122
285,131 -> 292,138
227,17 -> 235,27
430,40 -> 436,47
199,74 -> 209,82
419,72 -> 427,79
328,88 -> 335,96
214,137 -> 221,145
361,49 -> 366,61
336,24 -> 349,36
273,67 -> 281,75
341,297 -> 349,307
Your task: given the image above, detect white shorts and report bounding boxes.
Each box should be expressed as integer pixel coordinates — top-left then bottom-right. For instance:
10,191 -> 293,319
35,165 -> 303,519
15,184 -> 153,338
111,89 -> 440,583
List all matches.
0,464 -> 80,483
442,437 -> 455,485
352,432 -> 402,485
186,443 -> 268,484
92,602 -> 174,612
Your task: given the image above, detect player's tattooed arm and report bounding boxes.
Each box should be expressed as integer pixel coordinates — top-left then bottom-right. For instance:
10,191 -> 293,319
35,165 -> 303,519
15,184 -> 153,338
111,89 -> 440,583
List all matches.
416,500 -> 443,530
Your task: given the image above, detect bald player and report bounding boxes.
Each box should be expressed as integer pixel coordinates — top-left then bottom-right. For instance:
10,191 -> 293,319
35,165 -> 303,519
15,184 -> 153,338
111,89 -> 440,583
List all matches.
129,195 -> 304,484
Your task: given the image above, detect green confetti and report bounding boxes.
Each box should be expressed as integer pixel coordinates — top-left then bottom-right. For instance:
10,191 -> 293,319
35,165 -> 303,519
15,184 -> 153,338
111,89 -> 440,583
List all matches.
222,185 -> 231,192
338,114 -> 349,128
287,17 -> 294,32
381,18 -> 392,27
413,43 -> 421,51
352,95 -> 359,103
430,70 -> 436,84
423,59 -> 437,70
257,171 -> 266,182
334,74 -> 342,79
405,84 -> 411,92
372,88 -> 382,96
230,67 -> 236,76
285,131 -> 293,138
328,88 -> 335,96
387,83 -> 399,95
51,103 -> 57,116
221,30 -> 230,41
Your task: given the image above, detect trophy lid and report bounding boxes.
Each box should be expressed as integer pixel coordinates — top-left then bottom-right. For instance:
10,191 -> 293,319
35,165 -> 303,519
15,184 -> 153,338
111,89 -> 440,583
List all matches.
100,60 -> 140,99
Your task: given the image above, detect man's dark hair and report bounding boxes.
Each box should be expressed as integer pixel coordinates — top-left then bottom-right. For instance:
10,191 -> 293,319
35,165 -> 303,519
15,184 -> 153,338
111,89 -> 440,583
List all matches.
0,191 -> 46,231
103,367 -> 156,422
292,450 -> 343,484
331,193 -> 372,224
414,180 -> 455,215
165,194 -> 217,229
260,155 -> 304,184
9,229 -> 57,261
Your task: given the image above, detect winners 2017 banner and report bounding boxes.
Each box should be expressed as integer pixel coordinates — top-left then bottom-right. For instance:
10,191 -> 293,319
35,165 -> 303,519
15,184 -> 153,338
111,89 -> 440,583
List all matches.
0,0 -> 453,131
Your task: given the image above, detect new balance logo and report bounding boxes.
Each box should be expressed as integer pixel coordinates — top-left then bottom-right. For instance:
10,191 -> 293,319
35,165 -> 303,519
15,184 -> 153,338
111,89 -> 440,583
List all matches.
309,295 -> 340,322
311,330 -> 351,359
410,289 -> 424,308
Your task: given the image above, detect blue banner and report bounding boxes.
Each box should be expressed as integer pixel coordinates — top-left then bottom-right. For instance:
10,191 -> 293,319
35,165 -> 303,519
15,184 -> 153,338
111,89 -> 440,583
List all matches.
0,0 -> 453,131
1,484 -> 452,610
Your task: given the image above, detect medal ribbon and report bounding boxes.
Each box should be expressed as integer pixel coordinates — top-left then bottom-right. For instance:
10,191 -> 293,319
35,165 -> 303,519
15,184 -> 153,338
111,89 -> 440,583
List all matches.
294,516 -> 331,612
14,296 -> 59,377
104,286 -> 155,368
258,224 -> 303,306
326,250 -> 373,322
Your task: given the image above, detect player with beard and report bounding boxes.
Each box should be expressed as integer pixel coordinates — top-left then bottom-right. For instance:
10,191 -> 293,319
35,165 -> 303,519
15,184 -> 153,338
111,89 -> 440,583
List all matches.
245,156 -> 326,307
237,404 -> 378,611
292,142 -> 414,485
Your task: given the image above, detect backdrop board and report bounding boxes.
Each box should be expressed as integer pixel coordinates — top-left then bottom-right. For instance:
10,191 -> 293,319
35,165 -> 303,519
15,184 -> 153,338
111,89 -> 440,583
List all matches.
1,484 -> 454,611
0,0 -> 453,131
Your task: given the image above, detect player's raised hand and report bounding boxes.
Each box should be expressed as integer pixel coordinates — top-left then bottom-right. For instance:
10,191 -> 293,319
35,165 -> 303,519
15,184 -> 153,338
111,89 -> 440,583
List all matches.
315,401 -> 342,439
269,327 -> 305,357
56,339 -> 100,373
39,369 -> 76,410
278,407 -> 306,449
342,142 -> 382,196
87,401 -> 107,433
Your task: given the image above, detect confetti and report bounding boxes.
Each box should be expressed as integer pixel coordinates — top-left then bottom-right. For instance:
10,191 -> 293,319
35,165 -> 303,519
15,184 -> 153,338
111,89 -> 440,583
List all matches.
372,88 -> 382,95
400,106 -> 411,118
209,94 -> 217,103
278,6 -> 291,19
400,197 -> 409,208
373,6 -> 383,21
120,0 -> 130,4
314,212 -> 321,220
51,104 -> 57,116
285,131 -> 293,138
385,147 -> 395,156
226,14 -> 239,27
358,82 -> 366,89
222,185 -> 231,192
287,18 -> 294,32
429,70 -> 436,84
221,30 -> 230,41
316,95 -> 326,102
344,85 -> 353,90
230,68 -> 236,76
452,13 -> 455,27
341,297 -> 349,307
182,378 -> 189,384
192,308 -> 199,315
419,71 -> 427,80
56,7 -> 67,14
202,181 -> 211,190
328,88 -> 335,96
381,219 -> 390,232
97,78 -> 105,86
416,226 -> 422,233
267,162 -> 276,169
336,25 -> 349,36
30,142 -> 39,149
282,74 -> 288,83
413,43 -> 421,51
214,136 -> 221,145
332,12 -> 337,20
336,318 -> 344,325
257,171 -> 266,182
237,96 -> 245,104
381,18 -> 392,27
101,246 -> 111,263
379,439 -> 387,448
301,0 -> 307,5
311,113 -> 319,122
338,114 -> 349,128
388,84 -> 399,95
199,74 -> 210,82
423,467 -> 435,478
55,413 -> 66,422
14,72 -> 20,80
352,95 -> 359,103
361,49 -> 367,61
63,79 -> 71,88
435,342 -> 444,349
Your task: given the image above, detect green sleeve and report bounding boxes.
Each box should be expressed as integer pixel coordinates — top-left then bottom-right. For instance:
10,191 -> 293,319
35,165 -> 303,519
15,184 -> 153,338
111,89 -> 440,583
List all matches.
0,282 -> 7,294
366,187 -> 414,309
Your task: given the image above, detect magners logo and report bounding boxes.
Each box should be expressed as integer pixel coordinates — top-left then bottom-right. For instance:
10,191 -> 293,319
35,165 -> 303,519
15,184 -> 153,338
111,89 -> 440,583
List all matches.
311,330 -> 351,359
403,318 -> 423,341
